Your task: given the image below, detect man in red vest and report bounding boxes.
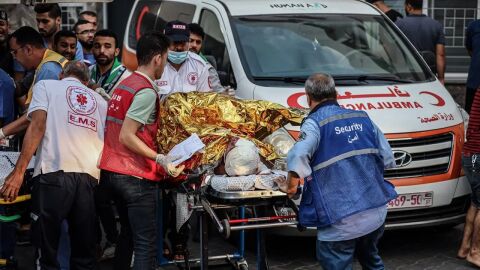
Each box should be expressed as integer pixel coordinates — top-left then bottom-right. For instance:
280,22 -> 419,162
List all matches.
98,31 -> 184,270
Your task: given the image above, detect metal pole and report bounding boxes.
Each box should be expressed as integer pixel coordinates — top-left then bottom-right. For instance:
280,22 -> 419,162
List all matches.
230,222 -> 298,231
200,209 -> 209,270
238,206 -> 246,258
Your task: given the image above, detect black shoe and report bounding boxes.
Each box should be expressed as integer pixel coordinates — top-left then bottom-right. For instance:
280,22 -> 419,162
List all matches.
16,229 -> 30,246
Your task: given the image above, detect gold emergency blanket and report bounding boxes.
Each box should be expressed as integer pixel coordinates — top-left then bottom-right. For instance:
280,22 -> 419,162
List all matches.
157,92 -> 304,170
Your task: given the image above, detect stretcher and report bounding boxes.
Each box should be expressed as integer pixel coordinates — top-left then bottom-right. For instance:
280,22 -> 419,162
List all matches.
0,146 -> 34,270
157,174 -> 299,270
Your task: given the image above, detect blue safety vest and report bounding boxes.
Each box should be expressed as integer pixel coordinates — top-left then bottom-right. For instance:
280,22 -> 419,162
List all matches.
299,101 -> 397,228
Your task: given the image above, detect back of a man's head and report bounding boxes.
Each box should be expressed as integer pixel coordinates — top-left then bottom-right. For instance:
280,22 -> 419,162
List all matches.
10,26 -> 44,49
406,0 -> 422,9
136,31 -> 171,66
305,73 -> 337,102
63,60 -> 89,82
34,3 -> 61,18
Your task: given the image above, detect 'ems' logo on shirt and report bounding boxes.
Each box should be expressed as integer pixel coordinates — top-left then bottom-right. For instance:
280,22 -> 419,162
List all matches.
68,111 -> 98,132
66,86 -> 97,115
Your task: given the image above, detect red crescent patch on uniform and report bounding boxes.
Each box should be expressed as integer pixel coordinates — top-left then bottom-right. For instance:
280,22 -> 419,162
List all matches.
187,72 -> 199,85
208,76 -> 213,89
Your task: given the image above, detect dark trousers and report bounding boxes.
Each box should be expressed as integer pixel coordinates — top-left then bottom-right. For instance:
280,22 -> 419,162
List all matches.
0,205 -> 16,259
30,171 -> 97,270
94,171 -> 118,245
102,171 -> 158,270
466,87 -> 477,113
316,224 -> 385,270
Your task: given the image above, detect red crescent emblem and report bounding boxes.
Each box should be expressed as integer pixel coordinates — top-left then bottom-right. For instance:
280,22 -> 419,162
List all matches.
419,91 -> 446,107
287,92 -> 306,108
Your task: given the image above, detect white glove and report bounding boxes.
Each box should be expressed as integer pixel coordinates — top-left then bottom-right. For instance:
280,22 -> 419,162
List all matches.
95,87 -> 111,101
156,154 -> 185,177
224,86 -> 235,96
0,128 -> 5,140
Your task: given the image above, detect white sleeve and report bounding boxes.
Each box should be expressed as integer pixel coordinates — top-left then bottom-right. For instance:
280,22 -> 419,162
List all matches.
27,81 -> 49,121
197,65 -> 212,92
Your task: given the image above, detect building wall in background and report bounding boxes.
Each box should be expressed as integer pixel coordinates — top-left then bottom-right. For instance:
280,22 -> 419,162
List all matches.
3,3 -> 104,32
385,0 -> 477,78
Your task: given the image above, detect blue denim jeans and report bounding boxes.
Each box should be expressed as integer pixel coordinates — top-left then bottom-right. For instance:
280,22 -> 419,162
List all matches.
102,171 -> 158,270
316,224 -> 385,270
462,154 -> 480,207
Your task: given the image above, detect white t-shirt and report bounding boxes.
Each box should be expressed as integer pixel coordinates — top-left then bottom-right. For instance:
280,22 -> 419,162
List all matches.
155,52 -> 212,95
27,77 -> 107,180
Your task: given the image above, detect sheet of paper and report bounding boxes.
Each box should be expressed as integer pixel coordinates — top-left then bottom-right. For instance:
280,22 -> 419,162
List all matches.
168,133 -> 205,166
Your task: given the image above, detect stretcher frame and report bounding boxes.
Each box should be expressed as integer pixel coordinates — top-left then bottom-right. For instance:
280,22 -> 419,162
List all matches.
156,174 -> 299,270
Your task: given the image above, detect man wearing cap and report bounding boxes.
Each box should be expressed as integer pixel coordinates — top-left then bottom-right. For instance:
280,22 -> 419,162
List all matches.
155,20 -> 212,94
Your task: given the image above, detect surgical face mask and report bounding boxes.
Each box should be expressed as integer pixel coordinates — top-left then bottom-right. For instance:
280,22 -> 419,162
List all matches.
168,50 -> 188,64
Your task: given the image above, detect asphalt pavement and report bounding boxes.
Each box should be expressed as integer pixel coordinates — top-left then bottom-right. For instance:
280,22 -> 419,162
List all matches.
14,224 -> 480,270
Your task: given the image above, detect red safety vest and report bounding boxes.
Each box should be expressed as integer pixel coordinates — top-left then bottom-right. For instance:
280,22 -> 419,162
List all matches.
99,72 -> 166,181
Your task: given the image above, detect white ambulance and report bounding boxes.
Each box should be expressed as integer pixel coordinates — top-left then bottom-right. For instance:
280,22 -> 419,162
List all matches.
122,0 -> 471,230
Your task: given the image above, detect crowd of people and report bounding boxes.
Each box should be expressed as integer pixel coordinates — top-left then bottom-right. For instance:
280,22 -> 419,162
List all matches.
0,3 -> 228,270
1,0 -> 480,269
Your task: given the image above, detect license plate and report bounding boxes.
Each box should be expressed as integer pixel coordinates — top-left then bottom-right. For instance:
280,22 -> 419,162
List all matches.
387,192 -> 433,209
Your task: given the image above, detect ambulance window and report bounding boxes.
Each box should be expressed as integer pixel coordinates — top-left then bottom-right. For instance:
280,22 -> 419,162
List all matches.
155,2 -> 196,32
127,1 -> 161,50
199,9 -> 231,73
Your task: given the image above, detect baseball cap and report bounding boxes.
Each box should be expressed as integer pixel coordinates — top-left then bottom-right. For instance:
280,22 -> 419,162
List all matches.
164,20 -> 190,42
0,10 -> 7,22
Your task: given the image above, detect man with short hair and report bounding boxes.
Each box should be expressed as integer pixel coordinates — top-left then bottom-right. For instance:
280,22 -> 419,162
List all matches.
34,3 -> 83,61
99,31 -> 184,270
75,20 -> 96,65
188,23 -> 226,93
1,60 -> 107,270
155,21 -> 212,94
396,0 -> 446,84
89,29 -> 130,260
90,29 -> 130,100
53,30 -> 77,61
79,11 -> 97,31
286,73 -> 397,270
366,0 -> 403,22
0,26 -> 67,140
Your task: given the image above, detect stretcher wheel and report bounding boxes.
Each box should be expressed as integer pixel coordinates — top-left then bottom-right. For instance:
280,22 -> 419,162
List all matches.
222,219 -> 231,239
236,259 -> 248,270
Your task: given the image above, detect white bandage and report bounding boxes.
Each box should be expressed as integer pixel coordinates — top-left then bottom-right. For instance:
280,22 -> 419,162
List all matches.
0,128 -> 5,140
